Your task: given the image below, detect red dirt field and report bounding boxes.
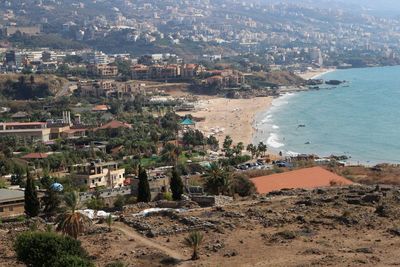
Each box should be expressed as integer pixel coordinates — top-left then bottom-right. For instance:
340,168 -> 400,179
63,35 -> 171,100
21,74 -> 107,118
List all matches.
251,167 -> 353,194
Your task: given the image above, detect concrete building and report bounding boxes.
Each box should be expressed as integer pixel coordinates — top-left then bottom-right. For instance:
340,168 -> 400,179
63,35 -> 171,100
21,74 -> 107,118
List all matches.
85,51 -> 109,64
0,122 -> 51,142
0,189 -> 25,218
4,25 -> 41,36
88,64 -> 118,77
70,160 -> 126,190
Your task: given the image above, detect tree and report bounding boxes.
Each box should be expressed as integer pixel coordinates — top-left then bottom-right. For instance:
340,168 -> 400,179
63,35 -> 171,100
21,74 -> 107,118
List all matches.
230,174 -> 256,197
246,144 -> 257,159
233,142 -> 244,156
14,231 -> 92,267
182,129 -> 205,148
206,136 -> 219,151
202,163 -> 230,195
42,186 -> 61,217
113,194 -> 125,211
184,231 -> 204,260
223,135 -> 233,151
24,172 -> 40,217
56,191 -> 91,239
160,143 -> 181,166
257,142 -> 267,157
137,167 -> 151,203
170,168 -> 184,201
41,175 -> 61,216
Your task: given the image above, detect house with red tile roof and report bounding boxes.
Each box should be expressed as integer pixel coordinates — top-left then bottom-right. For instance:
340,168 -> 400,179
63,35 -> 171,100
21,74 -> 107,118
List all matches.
92,105 -> 110,112
96,120 -> 132,131
251,166 -> 353,194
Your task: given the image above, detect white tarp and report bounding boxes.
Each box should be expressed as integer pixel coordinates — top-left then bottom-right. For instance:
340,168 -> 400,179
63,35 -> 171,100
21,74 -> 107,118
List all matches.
132,208 -> 186,217
78,209 -> 117,219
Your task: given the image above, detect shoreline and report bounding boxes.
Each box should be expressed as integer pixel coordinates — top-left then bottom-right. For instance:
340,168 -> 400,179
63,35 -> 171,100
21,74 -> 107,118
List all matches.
178,96 -> 273,146
298,68 -> 336,80
253,68 -> 338,157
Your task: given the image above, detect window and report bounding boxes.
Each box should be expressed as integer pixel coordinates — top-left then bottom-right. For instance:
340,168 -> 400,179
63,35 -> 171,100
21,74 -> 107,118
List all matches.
0,207 -> 3,212
9,207 -> 13,211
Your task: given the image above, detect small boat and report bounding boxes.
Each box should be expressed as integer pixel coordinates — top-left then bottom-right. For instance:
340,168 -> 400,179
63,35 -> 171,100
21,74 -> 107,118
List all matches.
305,141 -> 311,145
298,124 -> 306,128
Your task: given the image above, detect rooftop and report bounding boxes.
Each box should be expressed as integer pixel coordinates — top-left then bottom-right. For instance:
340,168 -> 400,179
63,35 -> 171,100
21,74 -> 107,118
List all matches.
251,166 -> 353,194
92,105 -> 110,112
180,118 -> 195,126
96,120 -> 132,130
1,122 -> 47,126
0,189 -> 24,203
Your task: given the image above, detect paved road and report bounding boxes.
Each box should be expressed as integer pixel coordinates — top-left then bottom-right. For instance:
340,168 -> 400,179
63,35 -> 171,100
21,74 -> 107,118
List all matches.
55,82 -> 77,97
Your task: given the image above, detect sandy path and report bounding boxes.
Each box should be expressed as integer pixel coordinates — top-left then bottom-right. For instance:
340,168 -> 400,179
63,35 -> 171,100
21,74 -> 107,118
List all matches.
113,222 -> 190,266
178,97 -> 272,146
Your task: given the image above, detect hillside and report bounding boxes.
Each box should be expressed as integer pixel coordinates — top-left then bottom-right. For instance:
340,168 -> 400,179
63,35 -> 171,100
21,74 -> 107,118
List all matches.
1,184 -> 399,266
0,74 -> 67,99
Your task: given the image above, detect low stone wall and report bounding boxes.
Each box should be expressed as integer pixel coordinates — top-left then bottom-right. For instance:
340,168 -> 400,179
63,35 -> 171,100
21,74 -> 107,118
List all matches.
191,195 -> 233,207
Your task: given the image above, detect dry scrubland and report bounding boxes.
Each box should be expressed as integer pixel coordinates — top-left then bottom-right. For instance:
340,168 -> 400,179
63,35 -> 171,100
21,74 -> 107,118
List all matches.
1,184 -> 400,266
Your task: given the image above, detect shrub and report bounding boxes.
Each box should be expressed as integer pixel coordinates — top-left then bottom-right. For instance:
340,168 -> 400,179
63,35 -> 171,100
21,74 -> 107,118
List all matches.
113,194 -> 125,211
54,255 -> 93,267
273,230 -> 297,240
163,192 -> 173,201
14,231 -> 91,267
106,261 -> 125,267
230,174 -> 256,197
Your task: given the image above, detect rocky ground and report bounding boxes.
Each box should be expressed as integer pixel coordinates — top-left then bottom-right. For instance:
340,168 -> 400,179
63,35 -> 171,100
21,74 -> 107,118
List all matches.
1,184 -> 400,266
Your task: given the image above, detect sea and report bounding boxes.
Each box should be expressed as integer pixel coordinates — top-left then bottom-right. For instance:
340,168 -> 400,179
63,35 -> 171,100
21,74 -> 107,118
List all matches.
253,66 -> 400,165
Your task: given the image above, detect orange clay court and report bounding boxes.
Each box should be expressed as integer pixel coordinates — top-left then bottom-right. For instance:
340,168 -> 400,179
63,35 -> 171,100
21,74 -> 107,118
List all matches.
251,166 -> 354,194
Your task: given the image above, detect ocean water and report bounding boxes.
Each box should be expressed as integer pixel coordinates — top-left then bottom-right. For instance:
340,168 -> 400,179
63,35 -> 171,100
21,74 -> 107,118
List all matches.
254,66 -> 400,165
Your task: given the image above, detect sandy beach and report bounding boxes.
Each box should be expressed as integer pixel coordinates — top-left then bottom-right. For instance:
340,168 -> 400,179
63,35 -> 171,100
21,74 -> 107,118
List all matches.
298,68 -> 336,80
178,97 -> 273,146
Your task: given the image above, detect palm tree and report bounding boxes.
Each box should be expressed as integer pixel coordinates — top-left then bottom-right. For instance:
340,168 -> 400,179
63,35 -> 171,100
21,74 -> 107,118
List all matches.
257,142 -> 267,157
202,163 -> 230,195
234,142 -> 244,156
56,191 -> 91,239
184,231 -> 204,260
161,143 -> 181,166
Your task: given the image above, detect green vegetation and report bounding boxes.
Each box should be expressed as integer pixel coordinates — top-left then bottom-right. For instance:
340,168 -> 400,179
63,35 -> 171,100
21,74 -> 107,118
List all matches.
170,168 -> 184,201
230,174 -> 256,197
113,194 -> 125,211
163,192 -> 173,201
106,214 -> 113,232
24,172 -> 40,218
0,75 -> 52,100
9,33 -> 87,50
106,261 -> 125,267
184,231 -> 204,260
56,191 -> 91,239
137,167 -> 151,203
41,175 -> 62,217
203,163 -> 230,195
14,231 -> 92,267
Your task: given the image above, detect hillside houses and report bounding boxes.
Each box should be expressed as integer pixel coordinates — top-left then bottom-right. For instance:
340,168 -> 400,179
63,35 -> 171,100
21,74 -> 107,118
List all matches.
131,63 -> 206,80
